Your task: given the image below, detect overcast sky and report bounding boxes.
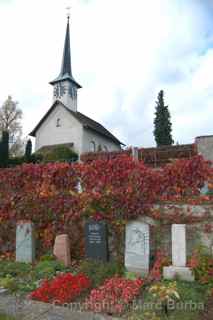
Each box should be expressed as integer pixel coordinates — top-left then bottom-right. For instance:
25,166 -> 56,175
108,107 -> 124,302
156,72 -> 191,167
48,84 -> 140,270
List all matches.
0,0 -> 213,147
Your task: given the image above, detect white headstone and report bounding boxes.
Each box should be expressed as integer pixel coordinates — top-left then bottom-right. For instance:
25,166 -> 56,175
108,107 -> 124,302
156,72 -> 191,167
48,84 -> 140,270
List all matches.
163,224 -> 194,281
172,224 -> 186,267
125,221 -> 150,275
16,221 -> 35,263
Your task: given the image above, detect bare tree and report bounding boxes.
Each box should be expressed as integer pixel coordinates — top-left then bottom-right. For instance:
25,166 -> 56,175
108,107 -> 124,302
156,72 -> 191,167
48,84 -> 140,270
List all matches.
0,96 -> 23,156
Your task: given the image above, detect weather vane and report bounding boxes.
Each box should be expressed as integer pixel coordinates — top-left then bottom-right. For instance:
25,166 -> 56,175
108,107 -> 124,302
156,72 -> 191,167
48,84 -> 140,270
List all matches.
66,5 -> 71,20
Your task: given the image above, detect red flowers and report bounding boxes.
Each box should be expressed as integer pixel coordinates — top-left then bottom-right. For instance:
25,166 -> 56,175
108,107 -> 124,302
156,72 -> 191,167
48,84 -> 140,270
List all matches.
86,276 -> 143,315
30,273 -> 91,304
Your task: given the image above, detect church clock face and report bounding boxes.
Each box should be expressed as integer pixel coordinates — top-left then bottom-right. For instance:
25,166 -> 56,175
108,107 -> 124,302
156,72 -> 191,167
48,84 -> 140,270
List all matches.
54,83 -> 66,98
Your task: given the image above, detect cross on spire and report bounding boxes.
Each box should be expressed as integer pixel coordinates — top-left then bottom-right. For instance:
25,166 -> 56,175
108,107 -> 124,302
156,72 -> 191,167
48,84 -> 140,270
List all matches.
66,6 -> 71,20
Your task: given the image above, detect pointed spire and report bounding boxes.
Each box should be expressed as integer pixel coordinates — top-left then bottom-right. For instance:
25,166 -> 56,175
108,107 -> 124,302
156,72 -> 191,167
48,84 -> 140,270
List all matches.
50,14 -> 81,88
60,16 -> 72,77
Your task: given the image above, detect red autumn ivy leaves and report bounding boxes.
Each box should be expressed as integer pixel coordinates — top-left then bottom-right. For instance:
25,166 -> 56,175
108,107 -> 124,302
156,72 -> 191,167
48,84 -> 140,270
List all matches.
0,155 -> 212,254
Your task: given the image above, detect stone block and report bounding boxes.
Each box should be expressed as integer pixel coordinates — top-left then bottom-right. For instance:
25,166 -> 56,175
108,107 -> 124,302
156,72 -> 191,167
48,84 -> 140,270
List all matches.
53,234 -> 71,267
172,224 -> 186,267
16,221 -> 35,263
85,220 -> 108,262
125,221 -> 150,276
163,266 -> 195,282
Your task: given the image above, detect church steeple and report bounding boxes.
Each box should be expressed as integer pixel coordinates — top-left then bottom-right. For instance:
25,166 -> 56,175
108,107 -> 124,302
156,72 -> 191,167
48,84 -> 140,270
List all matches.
60,17 -> 72,78
50,14 -> 81,111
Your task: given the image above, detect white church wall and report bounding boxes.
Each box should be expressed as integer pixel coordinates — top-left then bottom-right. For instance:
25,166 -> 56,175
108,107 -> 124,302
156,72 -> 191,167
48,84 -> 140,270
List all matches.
35,104 -> 83,155
82,128 -> 121,153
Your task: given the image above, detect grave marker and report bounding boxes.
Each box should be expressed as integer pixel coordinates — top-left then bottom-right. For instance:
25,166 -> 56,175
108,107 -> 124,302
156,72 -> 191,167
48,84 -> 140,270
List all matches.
163,224 -> 194,281
125,221 -> 150,276
16,221 -> 35,263
53,234 -> 71,267
85,220 -> 108,262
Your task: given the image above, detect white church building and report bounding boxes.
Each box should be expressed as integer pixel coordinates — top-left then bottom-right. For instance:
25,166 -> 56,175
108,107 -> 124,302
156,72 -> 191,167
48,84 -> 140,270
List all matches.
30,16 -> 124,155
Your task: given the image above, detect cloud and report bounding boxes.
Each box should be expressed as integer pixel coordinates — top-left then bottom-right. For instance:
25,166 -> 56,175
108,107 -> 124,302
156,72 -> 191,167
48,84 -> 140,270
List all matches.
0,0 -> 213,147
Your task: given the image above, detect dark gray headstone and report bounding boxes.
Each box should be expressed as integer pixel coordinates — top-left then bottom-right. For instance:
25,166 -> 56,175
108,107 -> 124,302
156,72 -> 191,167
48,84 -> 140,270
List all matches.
85,220 -> 108,262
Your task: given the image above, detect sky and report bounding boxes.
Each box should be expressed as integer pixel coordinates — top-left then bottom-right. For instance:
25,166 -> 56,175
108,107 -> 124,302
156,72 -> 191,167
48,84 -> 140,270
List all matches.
0,0 -> 213,147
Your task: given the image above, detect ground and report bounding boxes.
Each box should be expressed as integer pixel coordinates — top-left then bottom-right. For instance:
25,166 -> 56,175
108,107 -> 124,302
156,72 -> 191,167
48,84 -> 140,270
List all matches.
198,297 -> 213,320
0,257 -> 212,320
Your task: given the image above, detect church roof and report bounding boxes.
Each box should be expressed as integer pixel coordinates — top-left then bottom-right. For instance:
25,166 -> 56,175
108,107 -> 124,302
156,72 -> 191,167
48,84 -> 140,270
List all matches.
29,101 -> 124,146
49,17 -> 81,88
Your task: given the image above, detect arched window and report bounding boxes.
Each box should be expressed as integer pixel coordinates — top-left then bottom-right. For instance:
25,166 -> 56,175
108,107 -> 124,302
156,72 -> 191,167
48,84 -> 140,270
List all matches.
56,118 -> 61,127
90,141 -> 96,152
103,145 -> 108,152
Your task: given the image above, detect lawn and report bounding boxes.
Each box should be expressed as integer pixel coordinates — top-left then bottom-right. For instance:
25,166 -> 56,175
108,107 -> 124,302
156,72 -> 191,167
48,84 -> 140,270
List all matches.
0,315 -> 15,320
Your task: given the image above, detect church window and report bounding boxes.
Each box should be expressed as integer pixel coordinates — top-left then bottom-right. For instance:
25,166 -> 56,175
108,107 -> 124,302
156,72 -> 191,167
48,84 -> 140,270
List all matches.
103,145 -> 108,152
90,141 -> 96,152
56,118 -> 61,127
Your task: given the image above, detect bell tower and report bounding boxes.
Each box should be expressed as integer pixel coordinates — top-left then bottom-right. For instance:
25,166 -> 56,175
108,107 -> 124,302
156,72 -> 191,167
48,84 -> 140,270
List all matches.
49,12 -> 81,111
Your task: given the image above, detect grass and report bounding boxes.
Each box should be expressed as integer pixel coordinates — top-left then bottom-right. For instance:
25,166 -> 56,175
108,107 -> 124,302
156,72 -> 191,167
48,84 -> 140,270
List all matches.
0,315 -> 15,320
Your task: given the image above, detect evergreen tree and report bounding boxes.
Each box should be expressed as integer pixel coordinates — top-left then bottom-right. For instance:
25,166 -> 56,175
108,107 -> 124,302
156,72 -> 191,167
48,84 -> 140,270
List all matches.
0,131 -> 9,167
153,90 -> 174,146
25,139 -> 32,161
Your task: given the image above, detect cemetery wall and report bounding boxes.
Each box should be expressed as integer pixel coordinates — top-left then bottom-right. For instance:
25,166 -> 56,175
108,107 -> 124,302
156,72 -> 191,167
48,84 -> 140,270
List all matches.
141,204 -> 213,257
108,204 -> 213,262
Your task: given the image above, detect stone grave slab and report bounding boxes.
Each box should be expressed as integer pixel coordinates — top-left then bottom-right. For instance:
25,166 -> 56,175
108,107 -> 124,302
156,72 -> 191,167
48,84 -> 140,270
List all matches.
16,221 -> 35,263
172,224 -> 186,267
53,234 -> 71,267
85,220 -> 108,262
163,224 -> 195,281
125,221 -> 150,276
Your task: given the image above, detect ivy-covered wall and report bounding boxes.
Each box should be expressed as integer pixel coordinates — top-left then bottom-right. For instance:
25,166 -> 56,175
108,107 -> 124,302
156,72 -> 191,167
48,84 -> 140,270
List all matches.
0,155 -> 212,261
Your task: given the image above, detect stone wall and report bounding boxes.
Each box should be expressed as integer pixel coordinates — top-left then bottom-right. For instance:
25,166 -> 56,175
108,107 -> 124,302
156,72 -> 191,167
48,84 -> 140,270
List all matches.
195,135 -> 213,162
146,204 -> 213,257
107,204 -> 213,262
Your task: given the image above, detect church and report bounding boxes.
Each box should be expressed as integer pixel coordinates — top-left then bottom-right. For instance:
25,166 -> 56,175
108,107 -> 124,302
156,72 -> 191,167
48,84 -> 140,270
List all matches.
30,16 -> 124,155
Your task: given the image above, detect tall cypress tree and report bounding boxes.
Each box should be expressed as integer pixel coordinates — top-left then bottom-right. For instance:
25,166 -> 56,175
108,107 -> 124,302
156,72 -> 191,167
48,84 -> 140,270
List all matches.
25,139 -> 32,162
0,131 -> 9,167
153,90 -> 174,147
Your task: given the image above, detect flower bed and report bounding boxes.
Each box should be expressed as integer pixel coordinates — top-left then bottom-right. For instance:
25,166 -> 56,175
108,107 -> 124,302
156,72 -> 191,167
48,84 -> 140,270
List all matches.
30,273 -> 91,304
86,276 -> 143,315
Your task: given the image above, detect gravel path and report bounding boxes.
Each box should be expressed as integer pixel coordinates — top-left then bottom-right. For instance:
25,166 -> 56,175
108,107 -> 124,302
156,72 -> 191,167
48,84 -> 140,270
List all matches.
0,293 -> 120,320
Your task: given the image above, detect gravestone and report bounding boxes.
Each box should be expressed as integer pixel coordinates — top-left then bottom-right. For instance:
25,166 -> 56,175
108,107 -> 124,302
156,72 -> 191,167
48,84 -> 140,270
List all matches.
53,234 -> 71,267
172,224 -> 186,266
85,220 -> 108,262
16,221 -> 35,263
125,221 -> 150,276
163,224 -> 194,281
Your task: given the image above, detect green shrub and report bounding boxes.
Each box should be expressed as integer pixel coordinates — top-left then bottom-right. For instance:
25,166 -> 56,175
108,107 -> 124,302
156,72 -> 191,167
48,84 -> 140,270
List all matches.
78,259 -> 124,288
0,261 -> 32,278
33,260 -> 71,280
40,145 -> 78,163
39,254 -> 56,262
5,153 -> 43,167
188,245 -> 213,285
